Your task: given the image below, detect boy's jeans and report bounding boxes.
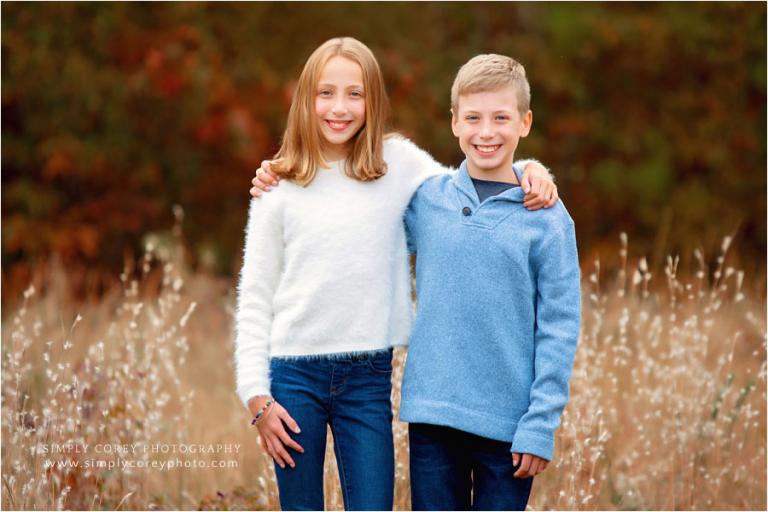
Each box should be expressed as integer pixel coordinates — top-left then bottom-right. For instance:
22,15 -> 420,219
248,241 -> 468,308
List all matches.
269,350 -> 394,511
409,423 -> 534,511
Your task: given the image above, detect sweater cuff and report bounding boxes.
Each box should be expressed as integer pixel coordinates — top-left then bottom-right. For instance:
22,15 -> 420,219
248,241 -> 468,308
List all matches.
514,158 -> 554,182
237,383 -> 271,413
510,428 -> 554,461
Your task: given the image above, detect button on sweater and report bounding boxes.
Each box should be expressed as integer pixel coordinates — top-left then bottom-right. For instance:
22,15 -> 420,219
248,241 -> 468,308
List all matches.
401,160 -> 581,461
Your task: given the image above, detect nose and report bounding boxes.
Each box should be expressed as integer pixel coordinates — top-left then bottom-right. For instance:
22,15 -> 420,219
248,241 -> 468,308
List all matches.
331,96 -> 348,116
479,120 -> 494,139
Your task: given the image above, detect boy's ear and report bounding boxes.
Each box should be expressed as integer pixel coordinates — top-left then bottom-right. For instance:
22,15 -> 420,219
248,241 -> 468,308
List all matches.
520,110 -> 533,137
451,108 -> 459,137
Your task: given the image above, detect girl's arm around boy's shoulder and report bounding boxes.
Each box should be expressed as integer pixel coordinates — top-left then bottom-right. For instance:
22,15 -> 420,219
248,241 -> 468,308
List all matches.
386,135 -> 557,210
384,133 -> 452,189
385,134 -> 555,183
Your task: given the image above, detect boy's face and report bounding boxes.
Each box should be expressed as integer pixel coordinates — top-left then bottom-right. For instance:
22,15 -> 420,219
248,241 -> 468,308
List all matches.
451,87 -> 532,178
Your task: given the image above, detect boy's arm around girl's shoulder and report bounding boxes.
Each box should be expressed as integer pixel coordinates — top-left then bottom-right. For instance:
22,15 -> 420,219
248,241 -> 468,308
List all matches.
511,209 -> 581,462
233,195 -> 285,411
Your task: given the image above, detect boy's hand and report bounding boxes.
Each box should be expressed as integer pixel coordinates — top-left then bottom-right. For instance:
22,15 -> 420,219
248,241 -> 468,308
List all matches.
512,452 -> 549,478
521,162 -> 558,211
250,160 -> 281,197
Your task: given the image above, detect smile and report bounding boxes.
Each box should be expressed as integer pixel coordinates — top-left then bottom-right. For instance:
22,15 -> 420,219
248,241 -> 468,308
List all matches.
326,120 -> 353,132
474,144 -> 501,154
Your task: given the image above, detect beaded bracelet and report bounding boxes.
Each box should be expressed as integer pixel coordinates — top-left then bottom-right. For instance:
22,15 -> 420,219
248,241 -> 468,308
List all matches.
251,398 -> 275,425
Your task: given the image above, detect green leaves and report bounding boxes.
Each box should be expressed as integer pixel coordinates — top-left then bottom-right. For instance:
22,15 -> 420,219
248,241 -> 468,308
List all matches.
2,2 -> 765,286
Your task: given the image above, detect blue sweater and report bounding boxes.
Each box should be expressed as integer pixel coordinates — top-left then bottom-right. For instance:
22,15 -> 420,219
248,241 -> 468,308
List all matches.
400,160 -> 581,461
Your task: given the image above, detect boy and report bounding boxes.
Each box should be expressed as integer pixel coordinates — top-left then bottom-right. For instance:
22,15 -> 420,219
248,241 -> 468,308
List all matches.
400,54 -> 580,510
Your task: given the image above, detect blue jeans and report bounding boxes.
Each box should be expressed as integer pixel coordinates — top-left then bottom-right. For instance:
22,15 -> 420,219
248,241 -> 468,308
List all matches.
269,350 -> 394,511
409,423 -> 534,511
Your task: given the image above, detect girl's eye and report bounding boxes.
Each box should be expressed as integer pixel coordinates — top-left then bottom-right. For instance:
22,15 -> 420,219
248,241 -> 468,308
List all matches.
350,91 -> 363,98
319,90 -> 333,97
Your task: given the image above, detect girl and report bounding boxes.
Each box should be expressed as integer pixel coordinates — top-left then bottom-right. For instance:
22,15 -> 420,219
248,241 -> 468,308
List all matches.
234,37 -> 556,511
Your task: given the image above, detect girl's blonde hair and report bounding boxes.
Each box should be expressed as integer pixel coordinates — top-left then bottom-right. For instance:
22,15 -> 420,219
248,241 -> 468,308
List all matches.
273,37 -> 389,185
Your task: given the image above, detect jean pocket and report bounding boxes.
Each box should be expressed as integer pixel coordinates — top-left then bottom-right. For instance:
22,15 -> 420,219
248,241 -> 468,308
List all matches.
367,354 -> 393,375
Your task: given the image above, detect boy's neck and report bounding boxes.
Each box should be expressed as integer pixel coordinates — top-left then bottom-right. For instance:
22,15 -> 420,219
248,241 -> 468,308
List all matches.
466,158 -> 519,184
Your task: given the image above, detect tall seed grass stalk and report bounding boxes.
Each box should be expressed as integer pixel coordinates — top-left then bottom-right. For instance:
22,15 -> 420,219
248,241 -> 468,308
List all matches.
2,234 -> 197,509
527,234 -> 766,510
2,233 -> 765,510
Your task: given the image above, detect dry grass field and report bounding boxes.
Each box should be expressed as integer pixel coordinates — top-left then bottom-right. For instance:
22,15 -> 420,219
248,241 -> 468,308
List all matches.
1,234 -> 765,510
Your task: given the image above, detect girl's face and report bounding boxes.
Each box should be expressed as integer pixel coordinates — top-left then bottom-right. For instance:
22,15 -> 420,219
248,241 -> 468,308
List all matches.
315,56 -> 366,160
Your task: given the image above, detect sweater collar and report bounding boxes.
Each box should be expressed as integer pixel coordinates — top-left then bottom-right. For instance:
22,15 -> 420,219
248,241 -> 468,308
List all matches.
452,159 -> 526,204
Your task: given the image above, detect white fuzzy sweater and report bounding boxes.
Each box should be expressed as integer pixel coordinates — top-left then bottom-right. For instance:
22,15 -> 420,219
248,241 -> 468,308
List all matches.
234,136 -> 447,408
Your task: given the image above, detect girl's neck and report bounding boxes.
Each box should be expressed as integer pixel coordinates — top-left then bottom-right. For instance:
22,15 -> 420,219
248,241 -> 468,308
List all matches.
322,142 -> 351,162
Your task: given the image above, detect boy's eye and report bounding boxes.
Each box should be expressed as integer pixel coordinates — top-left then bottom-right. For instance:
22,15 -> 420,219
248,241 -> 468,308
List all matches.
465,115 -> 479,121
496,115 -> 510,121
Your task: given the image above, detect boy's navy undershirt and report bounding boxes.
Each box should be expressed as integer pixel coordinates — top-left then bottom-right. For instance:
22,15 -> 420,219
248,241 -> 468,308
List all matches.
471,177 -> 520,203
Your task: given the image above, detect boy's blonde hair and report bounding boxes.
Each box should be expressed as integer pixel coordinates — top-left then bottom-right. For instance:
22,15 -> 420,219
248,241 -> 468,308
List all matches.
450,54 -> 531,115
273,37 -> 389,186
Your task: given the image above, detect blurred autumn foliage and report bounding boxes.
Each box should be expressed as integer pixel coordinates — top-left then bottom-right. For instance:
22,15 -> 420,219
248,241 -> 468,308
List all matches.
2,2 -> 766,301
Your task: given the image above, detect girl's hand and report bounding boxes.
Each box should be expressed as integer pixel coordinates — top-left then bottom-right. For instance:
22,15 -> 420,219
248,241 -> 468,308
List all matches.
250,161 -> 281,197
520,162 -> 558,210
249,396 -> 304,469
511,452 -> 549,478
